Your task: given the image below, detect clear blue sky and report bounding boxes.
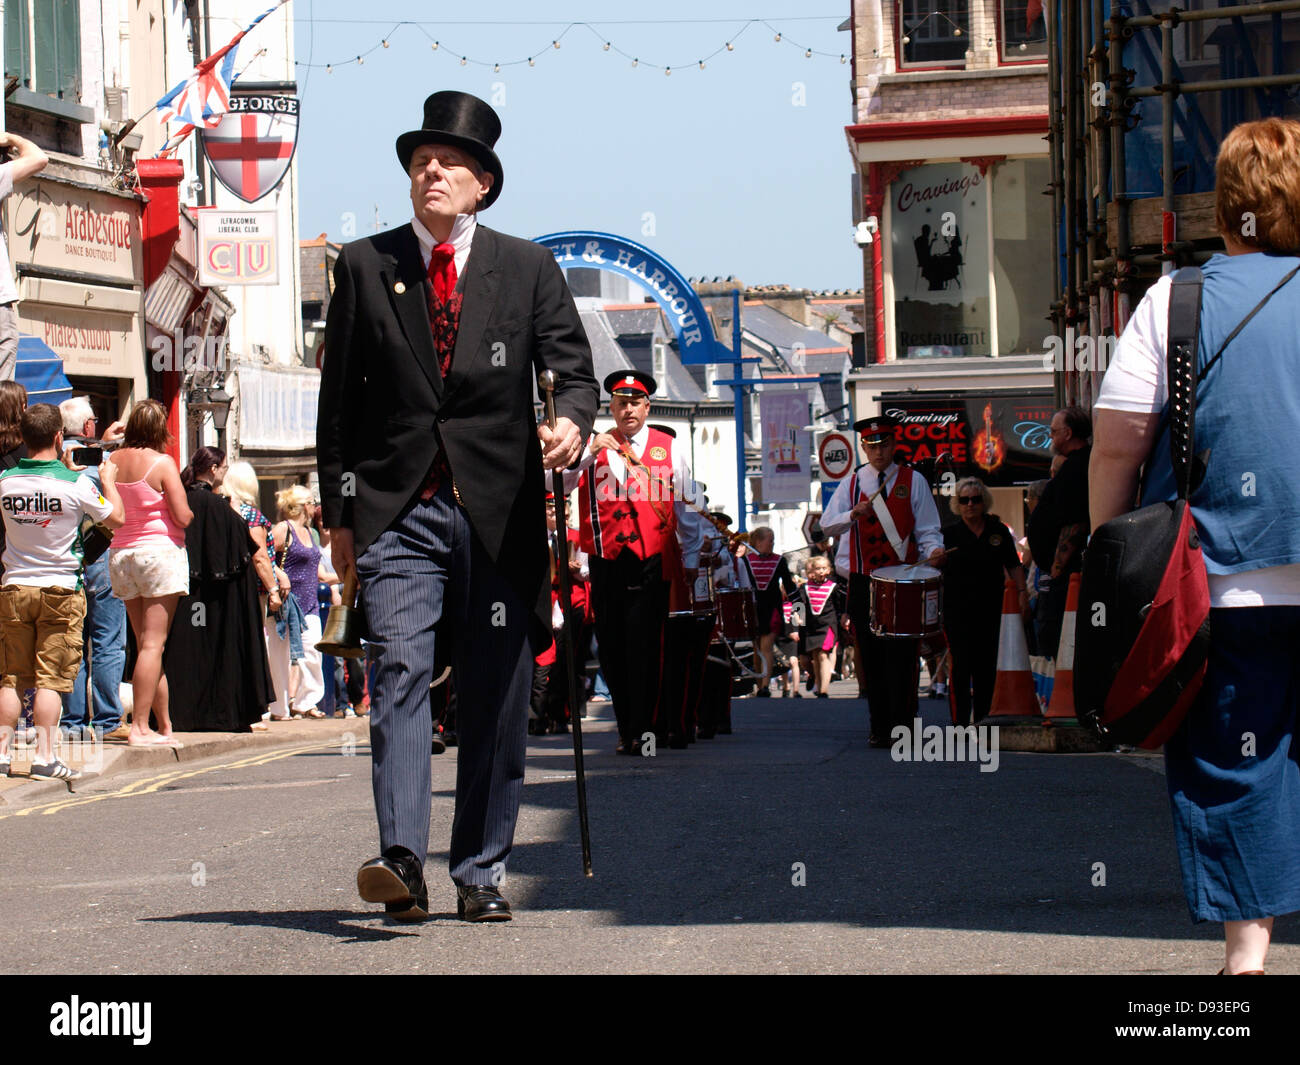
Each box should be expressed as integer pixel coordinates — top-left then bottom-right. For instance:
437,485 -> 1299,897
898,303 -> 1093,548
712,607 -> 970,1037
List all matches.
291,1 -> 863,291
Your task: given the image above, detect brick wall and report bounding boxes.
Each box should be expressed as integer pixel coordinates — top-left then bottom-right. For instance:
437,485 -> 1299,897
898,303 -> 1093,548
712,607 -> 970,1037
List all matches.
853,0 -> 1047,123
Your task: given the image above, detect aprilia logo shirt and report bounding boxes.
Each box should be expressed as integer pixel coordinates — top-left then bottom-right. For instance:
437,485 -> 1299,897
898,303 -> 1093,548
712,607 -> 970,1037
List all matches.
0,458 -> 113,588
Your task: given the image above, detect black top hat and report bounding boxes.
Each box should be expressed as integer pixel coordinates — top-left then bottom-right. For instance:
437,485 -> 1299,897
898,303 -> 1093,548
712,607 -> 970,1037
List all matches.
853,414 -> 899,444
603,370 -> 657,398
711,511 -> 734,526
396,92 -> 504,209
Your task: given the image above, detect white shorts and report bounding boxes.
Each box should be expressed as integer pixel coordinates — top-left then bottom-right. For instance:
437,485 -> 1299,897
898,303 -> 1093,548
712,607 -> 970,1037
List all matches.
109,543 -> 190,600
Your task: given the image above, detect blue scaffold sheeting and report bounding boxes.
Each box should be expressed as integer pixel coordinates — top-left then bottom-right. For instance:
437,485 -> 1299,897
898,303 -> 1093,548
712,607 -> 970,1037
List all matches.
15,334 -> 73,405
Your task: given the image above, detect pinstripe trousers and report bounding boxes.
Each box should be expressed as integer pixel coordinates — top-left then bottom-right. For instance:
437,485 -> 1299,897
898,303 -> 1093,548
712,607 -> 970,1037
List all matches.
357,482 -> 533,886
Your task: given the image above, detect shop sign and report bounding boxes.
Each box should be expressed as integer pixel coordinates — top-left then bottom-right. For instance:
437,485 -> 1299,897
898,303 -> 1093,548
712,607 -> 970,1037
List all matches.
880,390 -> 1054,487
197,210 -> 278,286
19,303 -> 138,379
6,181 -> 142,285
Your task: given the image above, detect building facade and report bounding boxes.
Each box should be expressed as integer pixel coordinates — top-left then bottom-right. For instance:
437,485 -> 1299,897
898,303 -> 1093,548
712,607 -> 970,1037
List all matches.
845,0 -> 1058,526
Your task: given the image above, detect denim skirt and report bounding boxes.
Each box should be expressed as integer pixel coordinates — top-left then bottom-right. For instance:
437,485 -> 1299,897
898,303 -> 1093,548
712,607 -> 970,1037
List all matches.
1165,605 -> 1300,922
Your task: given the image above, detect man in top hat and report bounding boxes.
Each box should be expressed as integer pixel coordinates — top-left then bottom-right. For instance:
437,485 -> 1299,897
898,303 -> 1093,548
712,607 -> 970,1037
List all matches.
318,91 -> 598,923
564,371 -> 705,754
821,414 -> 944,746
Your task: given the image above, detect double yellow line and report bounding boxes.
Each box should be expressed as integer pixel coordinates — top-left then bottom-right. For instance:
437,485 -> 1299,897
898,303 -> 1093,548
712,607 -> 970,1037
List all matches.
0,738 -> 357,821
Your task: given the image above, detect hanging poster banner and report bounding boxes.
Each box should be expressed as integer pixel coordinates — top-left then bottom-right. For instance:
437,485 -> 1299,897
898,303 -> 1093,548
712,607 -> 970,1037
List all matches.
760,391 -> 810,502
890,162 -> 991,358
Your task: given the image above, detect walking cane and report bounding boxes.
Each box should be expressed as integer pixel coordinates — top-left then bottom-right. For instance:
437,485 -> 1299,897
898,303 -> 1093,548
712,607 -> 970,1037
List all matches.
538,370 -> 594,877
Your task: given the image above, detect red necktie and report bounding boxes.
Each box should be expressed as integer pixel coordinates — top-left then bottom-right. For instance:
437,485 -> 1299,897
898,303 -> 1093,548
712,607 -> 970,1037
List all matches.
428,242 -> 457,304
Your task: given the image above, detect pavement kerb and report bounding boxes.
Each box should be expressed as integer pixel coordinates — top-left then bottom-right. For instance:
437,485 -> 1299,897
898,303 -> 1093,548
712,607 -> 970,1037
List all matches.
0,716 -> 370,807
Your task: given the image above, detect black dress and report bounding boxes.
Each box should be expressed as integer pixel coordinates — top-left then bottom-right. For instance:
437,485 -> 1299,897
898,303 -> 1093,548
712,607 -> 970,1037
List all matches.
163,483 -> 274,731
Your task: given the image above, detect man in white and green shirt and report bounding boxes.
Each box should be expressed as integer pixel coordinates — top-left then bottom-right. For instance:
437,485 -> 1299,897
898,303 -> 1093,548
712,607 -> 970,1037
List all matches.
0,404 -> 123,780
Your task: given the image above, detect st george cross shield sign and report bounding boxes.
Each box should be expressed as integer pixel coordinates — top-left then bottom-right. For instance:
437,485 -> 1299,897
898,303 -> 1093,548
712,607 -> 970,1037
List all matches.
201,92 -> 299,203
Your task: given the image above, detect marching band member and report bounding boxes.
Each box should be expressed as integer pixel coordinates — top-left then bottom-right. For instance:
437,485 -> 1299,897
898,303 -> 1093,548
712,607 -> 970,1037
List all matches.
793,555 -> 847,699
740,527 -> 797,697
566,372 -> 705,755
821,415 -> 944,746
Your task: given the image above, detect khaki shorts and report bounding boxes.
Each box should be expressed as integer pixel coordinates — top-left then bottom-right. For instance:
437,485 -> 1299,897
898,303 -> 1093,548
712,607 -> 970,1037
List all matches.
0,585 -> 87,692
109,543 -> 190,600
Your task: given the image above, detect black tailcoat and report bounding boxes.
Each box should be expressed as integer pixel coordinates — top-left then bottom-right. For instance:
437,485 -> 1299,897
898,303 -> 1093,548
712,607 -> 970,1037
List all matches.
317,223 -> 598,643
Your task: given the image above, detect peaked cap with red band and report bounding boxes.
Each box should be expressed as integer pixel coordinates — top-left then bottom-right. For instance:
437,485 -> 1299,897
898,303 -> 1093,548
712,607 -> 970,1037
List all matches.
603,370 -> 657,398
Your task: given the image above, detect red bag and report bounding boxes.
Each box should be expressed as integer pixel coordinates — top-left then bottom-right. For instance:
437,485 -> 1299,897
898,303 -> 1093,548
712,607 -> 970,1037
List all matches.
1075,268 -> 1209,749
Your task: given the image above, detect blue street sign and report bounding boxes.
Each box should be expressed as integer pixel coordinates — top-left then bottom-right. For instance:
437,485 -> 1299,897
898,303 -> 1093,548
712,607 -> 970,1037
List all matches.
821,481 -> 839,509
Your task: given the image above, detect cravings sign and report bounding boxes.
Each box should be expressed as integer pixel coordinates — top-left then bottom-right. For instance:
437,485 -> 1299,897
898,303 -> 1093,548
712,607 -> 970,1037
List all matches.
880,391 -> 1054,487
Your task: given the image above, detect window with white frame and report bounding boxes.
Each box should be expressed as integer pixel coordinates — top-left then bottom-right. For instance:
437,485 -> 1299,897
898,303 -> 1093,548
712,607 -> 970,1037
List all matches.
898,0 -> 970,68
4,0 -> 81,99
1000,0 -> 1048,61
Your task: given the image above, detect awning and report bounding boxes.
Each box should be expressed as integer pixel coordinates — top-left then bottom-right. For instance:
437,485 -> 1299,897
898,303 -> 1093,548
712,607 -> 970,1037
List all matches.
16,334 -> 74,405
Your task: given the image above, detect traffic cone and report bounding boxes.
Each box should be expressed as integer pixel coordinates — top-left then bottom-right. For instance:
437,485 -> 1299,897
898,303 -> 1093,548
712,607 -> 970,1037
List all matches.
988,579 -> 1043,720
1045,573 -> 1080,723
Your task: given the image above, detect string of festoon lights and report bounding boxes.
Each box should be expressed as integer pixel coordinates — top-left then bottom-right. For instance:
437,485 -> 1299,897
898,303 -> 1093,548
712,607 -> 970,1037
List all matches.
294,17 -> 848,76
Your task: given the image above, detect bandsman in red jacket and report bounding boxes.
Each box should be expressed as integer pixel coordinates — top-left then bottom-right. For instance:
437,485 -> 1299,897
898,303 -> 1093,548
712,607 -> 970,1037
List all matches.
565,371 -> 705,755
821,415 -> 944,746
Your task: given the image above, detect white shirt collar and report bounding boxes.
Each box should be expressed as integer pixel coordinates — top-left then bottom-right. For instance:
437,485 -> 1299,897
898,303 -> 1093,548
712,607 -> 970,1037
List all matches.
412,213 -> 476,277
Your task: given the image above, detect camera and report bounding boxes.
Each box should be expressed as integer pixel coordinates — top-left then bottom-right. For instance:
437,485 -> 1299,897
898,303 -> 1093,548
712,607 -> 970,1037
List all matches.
71,447 -> 103,466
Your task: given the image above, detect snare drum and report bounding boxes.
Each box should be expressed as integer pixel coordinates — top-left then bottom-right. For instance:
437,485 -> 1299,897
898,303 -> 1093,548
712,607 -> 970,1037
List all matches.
717,588 -> 758,641
869,564 -> 943,638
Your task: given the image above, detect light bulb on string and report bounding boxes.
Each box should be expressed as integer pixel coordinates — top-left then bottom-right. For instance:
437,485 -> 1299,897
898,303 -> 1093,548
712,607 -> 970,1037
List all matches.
726,42 -> 734,51
552,40 -> 560,49
805,49 -> 812,58
774,32 -> 782,42
631,57 -> 638,67
840,54 -> 847,63
954,27 -> 962,36
381,39 -> 389,48
431,41 -> 438,51
460,56 -> 467,66
603,42 -> 611,51
326,64 -> 332,73
493,63 -> 500,73
1019,41 -> 1028,51
698,59 -> 705,69
357,55 -> 363,65
902,34 -> 911,44
665,66 -> 671,75
528,57 -> 535,66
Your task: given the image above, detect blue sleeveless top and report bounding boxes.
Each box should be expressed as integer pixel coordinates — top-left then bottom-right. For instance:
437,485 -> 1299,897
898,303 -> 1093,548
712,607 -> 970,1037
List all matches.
1142,252 -> 1300,575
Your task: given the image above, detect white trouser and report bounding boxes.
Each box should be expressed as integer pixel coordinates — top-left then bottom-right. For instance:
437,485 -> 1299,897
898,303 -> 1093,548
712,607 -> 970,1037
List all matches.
264,612 -> 326,716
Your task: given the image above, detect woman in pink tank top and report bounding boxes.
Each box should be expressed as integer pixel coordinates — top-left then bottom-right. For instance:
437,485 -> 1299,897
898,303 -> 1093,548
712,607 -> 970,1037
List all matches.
107,400 -> 193,747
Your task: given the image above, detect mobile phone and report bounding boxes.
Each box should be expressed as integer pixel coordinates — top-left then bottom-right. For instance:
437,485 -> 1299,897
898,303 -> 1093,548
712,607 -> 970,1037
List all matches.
71,447 -> 103,466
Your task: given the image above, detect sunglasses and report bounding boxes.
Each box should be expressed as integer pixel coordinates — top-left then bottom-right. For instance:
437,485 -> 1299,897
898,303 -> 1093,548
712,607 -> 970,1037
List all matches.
958,495 -> 983,504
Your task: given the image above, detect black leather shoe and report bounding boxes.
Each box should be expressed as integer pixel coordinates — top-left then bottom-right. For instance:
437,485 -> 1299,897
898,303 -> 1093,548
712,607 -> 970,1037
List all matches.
456,883 -> 512,922
867,733 -> 889,748
357,849 -> 428,922
615,739 -> 642,756
431,730 -> 447,755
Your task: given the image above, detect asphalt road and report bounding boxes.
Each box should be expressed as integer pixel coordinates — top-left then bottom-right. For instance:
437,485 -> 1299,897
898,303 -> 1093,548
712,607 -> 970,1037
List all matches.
3,683 -> 1294,975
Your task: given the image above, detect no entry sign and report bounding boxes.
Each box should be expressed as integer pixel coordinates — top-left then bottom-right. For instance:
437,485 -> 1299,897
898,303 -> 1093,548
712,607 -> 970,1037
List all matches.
818,433 -> 854,480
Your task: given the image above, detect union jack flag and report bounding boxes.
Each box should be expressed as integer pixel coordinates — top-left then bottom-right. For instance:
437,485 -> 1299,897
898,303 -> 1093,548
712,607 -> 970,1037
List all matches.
154,1 -> 285,130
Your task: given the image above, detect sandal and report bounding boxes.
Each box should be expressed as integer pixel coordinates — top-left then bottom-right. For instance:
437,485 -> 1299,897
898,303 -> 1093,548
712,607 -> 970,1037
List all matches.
291,707 -> 325,719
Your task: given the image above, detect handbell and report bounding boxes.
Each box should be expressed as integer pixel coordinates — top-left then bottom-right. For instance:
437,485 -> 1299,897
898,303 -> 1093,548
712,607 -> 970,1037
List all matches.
316,569 -> 365,659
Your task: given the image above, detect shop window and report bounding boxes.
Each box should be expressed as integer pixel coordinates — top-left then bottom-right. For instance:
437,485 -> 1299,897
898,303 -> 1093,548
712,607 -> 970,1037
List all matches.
1000,0 -> 1048,62
992,158 -> 1054,354
4,0 -> 81,98
890,161 -> 991,357
898,0 -> 969,69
